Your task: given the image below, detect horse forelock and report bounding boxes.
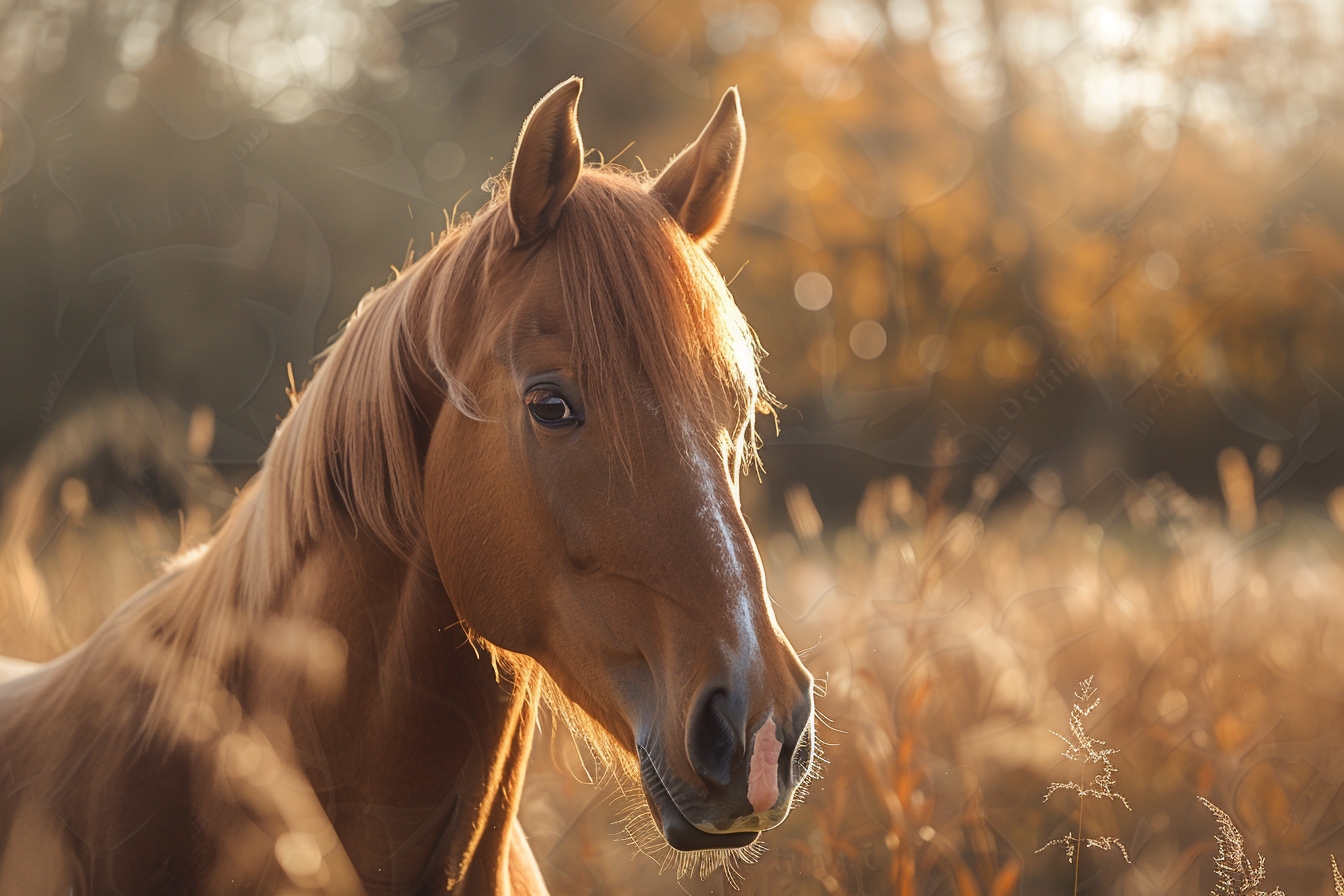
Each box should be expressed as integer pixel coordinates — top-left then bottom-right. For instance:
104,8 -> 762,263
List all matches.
542,170 -> 771,468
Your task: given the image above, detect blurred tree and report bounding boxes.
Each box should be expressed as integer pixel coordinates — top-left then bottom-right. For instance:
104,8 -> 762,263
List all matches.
0,0 -> 1340,515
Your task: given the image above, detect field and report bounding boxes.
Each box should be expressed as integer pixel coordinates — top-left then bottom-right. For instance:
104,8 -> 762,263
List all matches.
4,403 -> 1344,895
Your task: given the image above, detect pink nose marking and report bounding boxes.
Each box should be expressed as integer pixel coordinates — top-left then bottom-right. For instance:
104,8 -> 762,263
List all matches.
747,714 -> 782,813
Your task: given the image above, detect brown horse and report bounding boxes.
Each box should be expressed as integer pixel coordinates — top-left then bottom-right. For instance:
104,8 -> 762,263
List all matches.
0,78 -> 815,895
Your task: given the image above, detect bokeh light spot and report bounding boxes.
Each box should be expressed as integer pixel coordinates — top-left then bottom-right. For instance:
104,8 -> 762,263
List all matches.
1145,252 -> 1179,290
424,141 -> 465,182
811,0 -> 886,47
118,19 -> 161,71
1157,689 -> 1188,723
887,0 -> 931,43
274,831 -> 325,882
795,271 -> 833,310
849,320 -> 887,359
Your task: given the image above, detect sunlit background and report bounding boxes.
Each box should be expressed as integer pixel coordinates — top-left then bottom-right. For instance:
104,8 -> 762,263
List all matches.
2,0 -> 1343,892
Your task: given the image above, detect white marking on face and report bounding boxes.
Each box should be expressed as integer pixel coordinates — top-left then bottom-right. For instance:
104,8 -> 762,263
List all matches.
686,439 -> 757,651
747,713 -> 781,813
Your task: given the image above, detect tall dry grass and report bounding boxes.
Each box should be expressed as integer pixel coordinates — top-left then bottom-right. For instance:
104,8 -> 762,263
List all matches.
4,404 -> 1344,895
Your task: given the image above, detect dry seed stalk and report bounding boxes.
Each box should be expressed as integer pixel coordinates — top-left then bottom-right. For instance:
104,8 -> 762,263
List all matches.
1198,798 -> 1283,896
1036,677 -> 1131,893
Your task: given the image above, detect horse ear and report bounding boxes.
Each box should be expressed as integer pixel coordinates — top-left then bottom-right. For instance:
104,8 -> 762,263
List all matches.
649,86 -> 746,247
508,77 -> 584,247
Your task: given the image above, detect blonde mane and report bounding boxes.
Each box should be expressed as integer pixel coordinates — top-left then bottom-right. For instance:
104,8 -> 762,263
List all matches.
94,164 -> 771,735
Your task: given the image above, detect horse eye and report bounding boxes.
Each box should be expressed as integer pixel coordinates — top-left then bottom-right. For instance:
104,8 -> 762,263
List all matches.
525,388 -> 577,426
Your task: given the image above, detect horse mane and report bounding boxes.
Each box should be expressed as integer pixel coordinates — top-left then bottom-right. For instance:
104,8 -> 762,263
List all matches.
82,163 -> 771,739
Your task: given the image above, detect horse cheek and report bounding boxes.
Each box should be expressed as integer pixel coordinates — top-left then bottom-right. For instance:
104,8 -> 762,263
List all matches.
419,416 -> 529,655
422,412 -> 552,655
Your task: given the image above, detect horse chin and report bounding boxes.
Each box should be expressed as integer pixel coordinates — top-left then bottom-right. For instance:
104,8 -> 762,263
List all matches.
648,790 -> 761,852
637,746 -> 761,853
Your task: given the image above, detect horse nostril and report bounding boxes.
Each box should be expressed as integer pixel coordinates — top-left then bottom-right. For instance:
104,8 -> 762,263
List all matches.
687,688 -> 744,789
783,693 -> 816,789
790,723 -> 815,787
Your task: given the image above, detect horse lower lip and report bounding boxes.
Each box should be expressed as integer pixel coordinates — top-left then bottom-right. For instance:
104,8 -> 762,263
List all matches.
658,802 -> 760,851
639,748 -> 760,852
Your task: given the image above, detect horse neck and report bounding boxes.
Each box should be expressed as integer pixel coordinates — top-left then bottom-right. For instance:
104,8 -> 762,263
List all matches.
259,520 -> 536,891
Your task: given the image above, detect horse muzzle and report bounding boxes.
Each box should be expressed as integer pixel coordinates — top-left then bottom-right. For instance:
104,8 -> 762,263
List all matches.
637,692 -> 815,852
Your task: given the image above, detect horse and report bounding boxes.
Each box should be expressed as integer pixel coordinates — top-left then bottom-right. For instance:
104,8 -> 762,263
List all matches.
0,77 -> 816,895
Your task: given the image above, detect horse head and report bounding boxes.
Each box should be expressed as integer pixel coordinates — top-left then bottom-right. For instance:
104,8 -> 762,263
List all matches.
419,79 -> 816,859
